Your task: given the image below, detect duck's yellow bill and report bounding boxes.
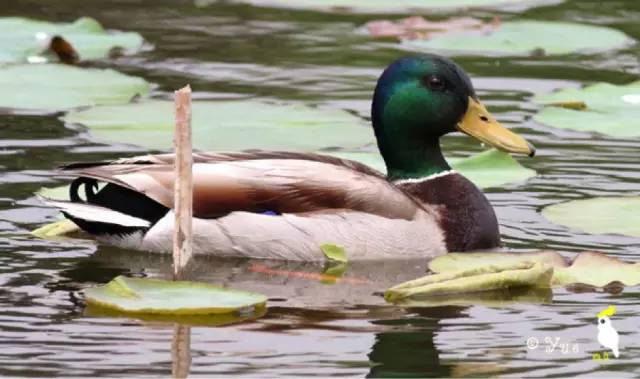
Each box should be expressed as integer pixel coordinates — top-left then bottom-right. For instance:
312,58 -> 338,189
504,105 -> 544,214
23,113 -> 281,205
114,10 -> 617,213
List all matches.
457,97 -> 535,157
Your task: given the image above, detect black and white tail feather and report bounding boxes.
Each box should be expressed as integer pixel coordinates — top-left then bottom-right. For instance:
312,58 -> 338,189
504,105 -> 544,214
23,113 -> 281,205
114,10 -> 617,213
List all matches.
40,177 -> 169,239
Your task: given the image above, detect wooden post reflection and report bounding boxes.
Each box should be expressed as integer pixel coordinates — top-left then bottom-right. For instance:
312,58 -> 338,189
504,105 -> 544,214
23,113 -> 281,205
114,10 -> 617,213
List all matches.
172,324 -> 192,378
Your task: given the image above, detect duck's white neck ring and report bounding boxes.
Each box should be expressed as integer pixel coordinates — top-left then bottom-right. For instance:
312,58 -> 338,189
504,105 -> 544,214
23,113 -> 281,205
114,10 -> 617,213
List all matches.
393,170 -> 456,185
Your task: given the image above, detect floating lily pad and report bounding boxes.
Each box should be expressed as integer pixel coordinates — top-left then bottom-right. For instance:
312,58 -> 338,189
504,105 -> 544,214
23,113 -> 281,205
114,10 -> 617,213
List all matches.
428,251 -> 640,287
402,21 -> 632,56
225,0 -> 554,13
31,219 -> 80,238
86,300 -> 267,326
0,64 -> 150,113
554,252 -> 640,288
331,149 -> 536,189
533,81 -> 640,137
62,99 -> 371,151
392,287 -> 552,308
449,149 -> 536,188
542,197 -> 640,237
0,17 -> 144,63
36,185 -> 70,201
429,251 -> 568,273
320,243 -> 348,263
84,275 -> 267,315
385,261 -> 553,301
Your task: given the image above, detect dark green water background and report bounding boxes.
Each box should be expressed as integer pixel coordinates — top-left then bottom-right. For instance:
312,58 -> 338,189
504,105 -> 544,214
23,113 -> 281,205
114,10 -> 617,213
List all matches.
1,0 -> 640,377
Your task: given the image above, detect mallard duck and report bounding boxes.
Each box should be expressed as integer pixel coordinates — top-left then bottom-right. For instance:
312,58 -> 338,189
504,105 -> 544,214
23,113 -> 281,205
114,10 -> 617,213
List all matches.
44,54 -> 534,261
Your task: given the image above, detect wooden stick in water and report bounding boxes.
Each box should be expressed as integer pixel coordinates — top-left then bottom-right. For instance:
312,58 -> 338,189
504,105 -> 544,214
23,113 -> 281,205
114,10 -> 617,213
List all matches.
172,86 -> 194,379
173,85 -> 193,279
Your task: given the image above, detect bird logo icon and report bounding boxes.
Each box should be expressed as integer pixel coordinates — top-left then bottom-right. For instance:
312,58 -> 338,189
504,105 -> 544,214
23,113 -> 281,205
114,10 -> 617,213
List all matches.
597,305 -> 620,358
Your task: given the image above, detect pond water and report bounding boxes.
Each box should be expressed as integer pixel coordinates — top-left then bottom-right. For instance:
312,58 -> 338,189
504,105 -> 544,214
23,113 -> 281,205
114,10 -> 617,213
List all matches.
2,0 -> 640,377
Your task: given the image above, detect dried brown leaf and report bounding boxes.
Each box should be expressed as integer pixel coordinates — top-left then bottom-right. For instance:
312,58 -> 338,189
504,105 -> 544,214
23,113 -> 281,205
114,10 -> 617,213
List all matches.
49,35 -> 80,65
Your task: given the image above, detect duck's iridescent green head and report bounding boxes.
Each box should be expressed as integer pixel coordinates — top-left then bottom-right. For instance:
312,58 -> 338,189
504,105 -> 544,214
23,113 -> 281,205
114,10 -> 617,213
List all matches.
372,54 -> 535,180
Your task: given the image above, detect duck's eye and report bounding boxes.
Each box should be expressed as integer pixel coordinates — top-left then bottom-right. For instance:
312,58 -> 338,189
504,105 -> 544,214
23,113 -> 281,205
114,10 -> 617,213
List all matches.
424,75 -> 446,91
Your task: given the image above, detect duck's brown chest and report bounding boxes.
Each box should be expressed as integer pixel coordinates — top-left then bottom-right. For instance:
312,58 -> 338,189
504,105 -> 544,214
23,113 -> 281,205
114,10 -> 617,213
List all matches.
399,172 -> 500,252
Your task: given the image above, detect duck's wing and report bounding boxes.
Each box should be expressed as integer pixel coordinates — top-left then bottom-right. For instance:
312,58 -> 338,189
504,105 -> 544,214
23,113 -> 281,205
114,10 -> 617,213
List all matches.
60,151 -> 429,221
80,150 -> 387,179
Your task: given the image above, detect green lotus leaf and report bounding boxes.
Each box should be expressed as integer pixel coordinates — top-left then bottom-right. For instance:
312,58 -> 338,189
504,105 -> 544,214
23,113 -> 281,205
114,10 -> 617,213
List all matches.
84,275 -> 267,315
330,149 -> 536,189
0,17 -> 144,63
62,99 -> 372,151
448,149 -> 536,188
533,81 -> 640,137
402,21 -> 632,56
391,287 -> 552,308
222,0 -> 555,13
31,219 -> 80,238
552,252 -> 640,287
85,302 -> 266,326
36,185 -> 69,201
320,243 -> 348,263
0,64 -> 150,113
385,261 -> 553,302
542,197 -> 640,238
428,251 -> 569,273
428,251 -> 640,287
